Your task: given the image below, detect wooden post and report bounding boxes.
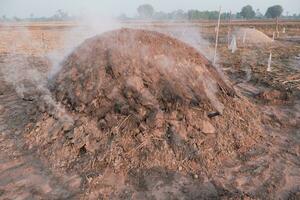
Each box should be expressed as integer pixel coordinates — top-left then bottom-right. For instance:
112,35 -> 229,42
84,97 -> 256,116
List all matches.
213,6 -> 221,65
41,32 -> 46,54
276,17 -> 279,37
267,52 -> 272,72
227,11 -> 232,46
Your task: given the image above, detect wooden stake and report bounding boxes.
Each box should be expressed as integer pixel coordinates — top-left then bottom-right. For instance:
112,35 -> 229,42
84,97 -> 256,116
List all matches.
227,11 -> 232,46
213,6 -> 221,65
276,17 -> 279,37
242,31 -> 247,44
267,52 -> 272,72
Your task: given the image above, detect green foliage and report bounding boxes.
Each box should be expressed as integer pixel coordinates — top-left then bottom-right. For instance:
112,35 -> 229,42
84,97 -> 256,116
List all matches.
186,10 -> 231,20
265,5 -> 283,18
240,5 -> 256,19
1,4 -> 298,22
169,10 -> 186,20
137,4 -> 154,19
52,9 -> 70,20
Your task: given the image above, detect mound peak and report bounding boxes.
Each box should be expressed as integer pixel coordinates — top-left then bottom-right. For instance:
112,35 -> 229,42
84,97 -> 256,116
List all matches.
54,28 -> 234,116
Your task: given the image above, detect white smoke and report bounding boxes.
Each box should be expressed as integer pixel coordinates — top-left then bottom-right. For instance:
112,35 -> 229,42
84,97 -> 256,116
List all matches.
0,15 -> 121,124
140,24 -> 227,114
140,25 -> 215,62
47,14 -> 121,78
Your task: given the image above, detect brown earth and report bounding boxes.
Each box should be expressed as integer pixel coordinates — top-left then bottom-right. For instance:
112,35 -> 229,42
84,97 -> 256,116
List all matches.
233,28 -> 273,44
20,29 -> 267,199
0,54 -> 81,199
0,23 -> 299,200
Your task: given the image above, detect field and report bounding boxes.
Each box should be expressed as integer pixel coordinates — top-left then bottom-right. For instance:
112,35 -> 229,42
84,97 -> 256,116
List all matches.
0,20 -> 299,199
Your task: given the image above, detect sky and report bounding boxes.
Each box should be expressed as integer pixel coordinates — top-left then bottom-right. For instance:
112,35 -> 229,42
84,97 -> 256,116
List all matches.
0,0 -> 299,18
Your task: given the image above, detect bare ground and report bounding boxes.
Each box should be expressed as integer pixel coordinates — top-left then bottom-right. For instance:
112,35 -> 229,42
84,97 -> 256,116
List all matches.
0,23 -> 299,199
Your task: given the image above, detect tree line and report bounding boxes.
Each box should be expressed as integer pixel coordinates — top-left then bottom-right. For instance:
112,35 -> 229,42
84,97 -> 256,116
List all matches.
128,4 -> 298,20
1,4 -> 300,22
0,9 -> 76,22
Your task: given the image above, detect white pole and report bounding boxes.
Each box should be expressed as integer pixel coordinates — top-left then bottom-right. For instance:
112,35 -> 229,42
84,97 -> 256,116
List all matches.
227,11 -> 232,46
267,52 -> 272,72
213,6 -> 222,65
242,31 -> 247,44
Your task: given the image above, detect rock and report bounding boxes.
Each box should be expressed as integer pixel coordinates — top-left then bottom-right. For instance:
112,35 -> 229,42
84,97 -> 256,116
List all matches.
85,139 -> 100,153
98,119 -> 107,130
201,120 -> 216,134
62,121 -> 74,132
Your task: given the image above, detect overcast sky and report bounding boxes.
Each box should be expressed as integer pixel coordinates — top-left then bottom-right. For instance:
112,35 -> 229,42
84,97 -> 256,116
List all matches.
0,0 -> 299,18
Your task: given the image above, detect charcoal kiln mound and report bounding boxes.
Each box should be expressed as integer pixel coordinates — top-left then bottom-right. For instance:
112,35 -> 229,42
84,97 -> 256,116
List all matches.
26,29 -> 265,198
53,28 -> 235,115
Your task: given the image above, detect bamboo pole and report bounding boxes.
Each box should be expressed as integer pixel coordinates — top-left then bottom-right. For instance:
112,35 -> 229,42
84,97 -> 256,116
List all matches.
227,11 -> 232,46
213,6 -> 221,65
275,17 -> 280,37
267,52 -> 272,72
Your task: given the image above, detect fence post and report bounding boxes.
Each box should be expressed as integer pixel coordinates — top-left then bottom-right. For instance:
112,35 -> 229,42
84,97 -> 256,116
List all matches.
213,6 -> 222,65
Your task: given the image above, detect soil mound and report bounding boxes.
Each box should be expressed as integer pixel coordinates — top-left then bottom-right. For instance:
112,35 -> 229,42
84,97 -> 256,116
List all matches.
234,28 -> 273,44
26,29 -> 264,198
54,28 -> 234,115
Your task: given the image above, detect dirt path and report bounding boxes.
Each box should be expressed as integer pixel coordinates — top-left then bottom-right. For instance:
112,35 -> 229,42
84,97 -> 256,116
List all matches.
0,76 -> 81,199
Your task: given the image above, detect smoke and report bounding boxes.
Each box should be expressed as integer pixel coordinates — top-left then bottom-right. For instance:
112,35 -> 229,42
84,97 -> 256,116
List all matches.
165,26 -> 215,61
140,44 -> 224,114
136,25 -> 215,62
202,75 -> 224,114
47,14 -> 121,77
136,24 -> 226,113
0,25 -> 47,96
0,14 -> 228,122
0,15 -> 121,125
0,53 -> 73,124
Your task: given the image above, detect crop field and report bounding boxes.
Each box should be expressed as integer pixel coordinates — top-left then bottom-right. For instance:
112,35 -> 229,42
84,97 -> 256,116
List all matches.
0,20 -> 299,199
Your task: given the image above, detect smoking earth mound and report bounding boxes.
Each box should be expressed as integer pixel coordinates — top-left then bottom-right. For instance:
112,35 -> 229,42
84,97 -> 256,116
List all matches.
26,29 -> 264,198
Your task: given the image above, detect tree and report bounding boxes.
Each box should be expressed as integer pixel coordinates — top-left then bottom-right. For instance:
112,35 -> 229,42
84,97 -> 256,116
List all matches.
240,5 -> 255,19
51,9 -> 69,21
118,13 -> 129,20
187,10 -> 221,20
187,10 -> 199,20
137,4 -> 154,19
255,9 -> 263,18
13,16 -> 21,22
265,5 -> 283,18
170,9 -> 186,20
153,11 -> 168,20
